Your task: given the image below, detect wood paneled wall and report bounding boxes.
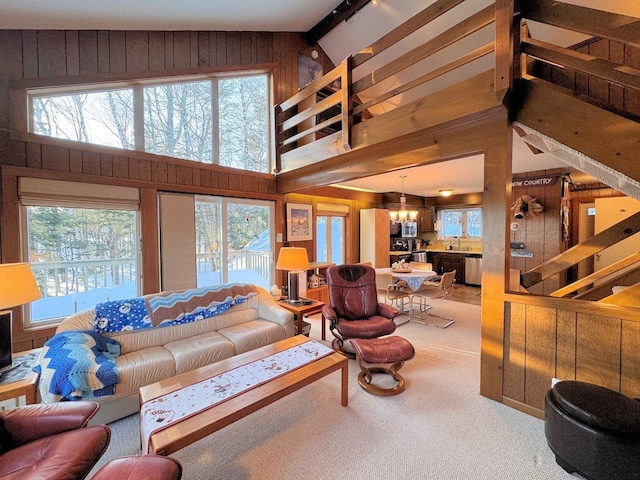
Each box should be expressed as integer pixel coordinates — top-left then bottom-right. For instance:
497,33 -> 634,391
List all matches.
0,28 -> 335,351
503,296 -> 640,417
509,170 -> 564,295
280,189 -> 381,287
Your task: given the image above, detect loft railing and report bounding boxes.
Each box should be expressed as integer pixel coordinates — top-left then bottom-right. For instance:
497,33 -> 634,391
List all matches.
518,0 -> 640,116
275,0 -> 496,172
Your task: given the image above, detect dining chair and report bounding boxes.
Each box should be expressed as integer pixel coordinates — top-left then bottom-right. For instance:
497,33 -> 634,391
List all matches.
375,271 -> 413,320
411,270 -> 456,328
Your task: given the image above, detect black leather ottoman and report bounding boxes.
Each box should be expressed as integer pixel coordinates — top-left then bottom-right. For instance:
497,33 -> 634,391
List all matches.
544,381 -> 640,480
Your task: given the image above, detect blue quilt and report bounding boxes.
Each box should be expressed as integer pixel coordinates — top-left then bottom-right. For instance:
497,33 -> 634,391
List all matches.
34,330 -> 120,401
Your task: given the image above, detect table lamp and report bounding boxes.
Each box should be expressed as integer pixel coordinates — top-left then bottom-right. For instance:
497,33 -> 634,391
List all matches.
276,247 -> 310,304
0,263 -> 42,373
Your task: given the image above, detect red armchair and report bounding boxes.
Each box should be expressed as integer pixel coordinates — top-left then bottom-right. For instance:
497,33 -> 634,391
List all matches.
323,264 -> 398,357
0,401 -> 110,480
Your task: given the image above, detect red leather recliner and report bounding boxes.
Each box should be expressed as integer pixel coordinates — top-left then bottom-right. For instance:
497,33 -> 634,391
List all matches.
0,401 -> 110,480
322,264 -> 398,357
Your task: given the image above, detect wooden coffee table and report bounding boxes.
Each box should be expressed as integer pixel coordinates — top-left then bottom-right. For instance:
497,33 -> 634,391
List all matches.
139,335 -> 348,455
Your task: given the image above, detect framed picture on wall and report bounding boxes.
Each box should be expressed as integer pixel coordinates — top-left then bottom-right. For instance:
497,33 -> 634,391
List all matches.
286,203 -> 313,241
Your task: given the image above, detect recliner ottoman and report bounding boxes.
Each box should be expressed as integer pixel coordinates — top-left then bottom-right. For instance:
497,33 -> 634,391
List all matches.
544,380 -> 640,480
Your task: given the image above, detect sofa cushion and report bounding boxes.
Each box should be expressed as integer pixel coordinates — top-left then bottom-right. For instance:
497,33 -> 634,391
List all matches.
164,331 -> 236,374
112,347 -> 177,397
218,319 -> 288,355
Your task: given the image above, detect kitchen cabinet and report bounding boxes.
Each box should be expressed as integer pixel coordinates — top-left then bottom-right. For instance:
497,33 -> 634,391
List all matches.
418,207 -> 434,233
360,209 -> 390,267
427,252 -> 441,275
441,253 -> 465,285
427,252 -> 465,285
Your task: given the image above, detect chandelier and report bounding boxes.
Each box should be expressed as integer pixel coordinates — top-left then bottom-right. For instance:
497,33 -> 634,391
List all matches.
389,175 -> 418,224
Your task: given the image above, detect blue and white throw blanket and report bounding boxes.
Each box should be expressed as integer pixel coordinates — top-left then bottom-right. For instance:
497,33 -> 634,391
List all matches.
93,284 -> 259,333
35,330 -> 120,401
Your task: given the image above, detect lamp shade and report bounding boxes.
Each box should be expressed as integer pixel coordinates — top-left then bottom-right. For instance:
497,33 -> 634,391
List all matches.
0,263 -> 42,311
276,247 -> 310,271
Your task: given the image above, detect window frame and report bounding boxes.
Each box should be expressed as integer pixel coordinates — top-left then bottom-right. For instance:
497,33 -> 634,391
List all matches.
315,202 -> 350,266
437,207 -> 482,240
25,70 -> 274,173
20,199 -> 141,330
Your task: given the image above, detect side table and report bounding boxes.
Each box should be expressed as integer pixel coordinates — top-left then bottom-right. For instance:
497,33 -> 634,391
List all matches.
0,348 -> 41,407
279,299 -> 325,339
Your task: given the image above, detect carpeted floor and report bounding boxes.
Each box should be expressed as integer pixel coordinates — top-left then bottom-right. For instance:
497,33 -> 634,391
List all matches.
91,300 -> 577,479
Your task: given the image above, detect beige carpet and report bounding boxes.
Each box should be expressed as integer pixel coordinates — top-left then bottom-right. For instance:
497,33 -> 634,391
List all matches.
91,300 -> 577,479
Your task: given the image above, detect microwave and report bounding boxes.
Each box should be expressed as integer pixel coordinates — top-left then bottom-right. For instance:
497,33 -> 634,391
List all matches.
401,221 -> 417,238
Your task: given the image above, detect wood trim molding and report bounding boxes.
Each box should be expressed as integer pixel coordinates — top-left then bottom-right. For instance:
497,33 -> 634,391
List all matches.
504,292 -> 640,322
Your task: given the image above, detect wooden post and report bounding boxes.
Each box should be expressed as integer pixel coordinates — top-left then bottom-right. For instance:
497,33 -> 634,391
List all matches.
494,0 -> 517,105
340,56 -> 352,152
480,114 -> 512,402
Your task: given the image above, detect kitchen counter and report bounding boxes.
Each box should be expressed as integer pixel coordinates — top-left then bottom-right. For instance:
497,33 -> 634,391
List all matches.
390,249 -> 483,255
424,248 -> 482,254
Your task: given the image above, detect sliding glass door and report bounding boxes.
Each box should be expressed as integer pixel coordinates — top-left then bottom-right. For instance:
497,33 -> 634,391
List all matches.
195,196 -> 274,289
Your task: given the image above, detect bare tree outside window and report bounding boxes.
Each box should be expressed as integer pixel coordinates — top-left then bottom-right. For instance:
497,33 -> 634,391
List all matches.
29,72 -> 271,173
144,81 -> 213,162
32,90 -> 134,149
219,75 -> 269,173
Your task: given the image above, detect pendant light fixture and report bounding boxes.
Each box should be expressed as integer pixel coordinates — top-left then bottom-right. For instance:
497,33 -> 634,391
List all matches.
389,175 -> 419,224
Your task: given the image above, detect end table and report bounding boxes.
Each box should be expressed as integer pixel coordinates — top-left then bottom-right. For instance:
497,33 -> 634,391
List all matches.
0,348 -> 41,407
279,299 -> 325,339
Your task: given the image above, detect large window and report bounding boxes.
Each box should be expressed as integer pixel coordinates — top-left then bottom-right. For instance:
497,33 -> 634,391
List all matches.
195,196 -> 273,289
29,73 -> 272,173
439,207 -> 482,239
20,178 -> 140,327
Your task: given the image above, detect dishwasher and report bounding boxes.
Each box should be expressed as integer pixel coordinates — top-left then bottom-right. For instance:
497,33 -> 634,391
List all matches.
464,254 -> 482,286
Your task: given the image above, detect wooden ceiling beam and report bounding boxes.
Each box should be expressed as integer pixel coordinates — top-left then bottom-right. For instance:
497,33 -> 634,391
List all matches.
521,0 -> 640,49
516,78 -> 640,184
304,0 -> 371,45
276,108 -> 505,193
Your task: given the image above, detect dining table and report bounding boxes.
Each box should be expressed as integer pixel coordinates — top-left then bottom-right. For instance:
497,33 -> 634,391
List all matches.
375,267 -> 437,292
375,267 -> 438,325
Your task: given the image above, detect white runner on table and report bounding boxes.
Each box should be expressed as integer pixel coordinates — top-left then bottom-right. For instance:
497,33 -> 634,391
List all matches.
140,340 -> 334,454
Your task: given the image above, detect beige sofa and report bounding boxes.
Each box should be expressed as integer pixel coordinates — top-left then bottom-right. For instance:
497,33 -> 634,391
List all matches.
36,284 -> 294,424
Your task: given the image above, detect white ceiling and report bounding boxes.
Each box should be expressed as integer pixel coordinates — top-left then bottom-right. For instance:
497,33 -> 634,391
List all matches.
3,0 -> 636,31
2,0 -> 637,197
0,0 -> 341,31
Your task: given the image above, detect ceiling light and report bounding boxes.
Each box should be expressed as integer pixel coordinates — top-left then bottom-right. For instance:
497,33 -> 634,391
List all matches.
439,189 -> 453,197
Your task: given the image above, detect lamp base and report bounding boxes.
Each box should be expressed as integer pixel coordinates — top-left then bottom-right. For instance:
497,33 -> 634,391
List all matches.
287,270 -> 301,302
0,311 -> 14,374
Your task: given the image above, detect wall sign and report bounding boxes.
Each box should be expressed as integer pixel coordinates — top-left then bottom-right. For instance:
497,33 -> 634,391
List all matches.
512,176 -> 557,188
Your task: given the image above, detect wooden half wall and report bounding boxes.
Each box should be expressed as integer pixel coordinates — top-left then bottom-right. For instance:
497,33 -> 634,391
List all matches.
503,294 -> 640,418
